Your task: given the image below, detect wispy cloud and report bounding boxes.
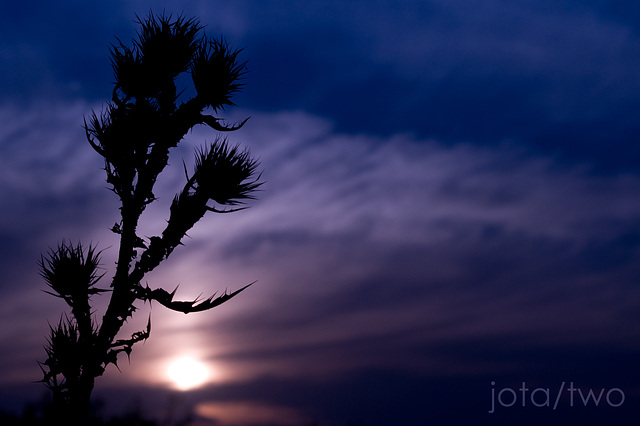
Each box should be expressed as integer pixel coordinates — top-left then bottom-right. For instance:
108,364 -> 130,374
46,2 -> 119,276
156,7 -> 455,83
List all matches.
0,96 -> 638,426
83,109 -> 640,387
1,2 -> 639,422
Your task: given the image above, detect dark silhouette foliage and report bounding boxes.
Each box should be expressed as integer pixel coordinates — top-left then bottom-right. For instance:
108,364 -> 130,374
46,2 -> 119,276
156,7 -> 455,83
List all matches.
1,395 -> 194,426
38,12 -> 261,422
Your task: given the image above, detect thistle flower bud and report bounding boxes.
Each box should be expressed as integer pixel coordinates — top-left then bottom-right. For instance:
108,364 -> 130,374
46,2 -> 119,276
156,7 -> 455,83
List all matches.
39,242 -> 105,302
191,38 -> 247,110
111,13 -> 201,99
192,138 -> 262,206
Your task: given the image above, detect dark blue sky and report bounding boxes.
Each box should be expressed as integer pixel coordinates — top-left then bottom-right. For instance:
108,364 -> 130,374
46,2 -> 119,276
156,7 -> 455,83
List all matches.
1,1 -> 639,425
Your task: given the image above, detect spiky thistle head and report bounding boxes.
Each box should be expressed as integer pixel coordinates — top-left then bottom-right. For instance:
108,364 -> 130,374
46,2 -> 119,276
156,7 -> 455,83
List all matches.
39,242 -> 106,304
135,12 -> 202,76
191,37 -> 247,110
112,12 -> 202,99
191,137 -> 262,207
160,138 -> 261,256
40,316 -> 81,386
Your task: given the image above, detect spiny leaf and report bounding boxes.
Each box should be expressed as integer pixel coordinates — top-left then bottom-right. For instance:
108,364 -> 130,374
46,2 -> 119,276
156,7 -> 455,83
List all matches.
140,281 -> 255,314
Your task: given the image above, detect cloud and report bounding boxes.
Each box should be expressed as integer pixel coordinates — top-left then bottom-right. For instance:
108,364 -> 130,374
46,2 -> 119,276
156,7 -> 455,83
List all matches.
105,109 -> 640,387
225,0 -> 640,170
3,1 -> 640,170
2,3 -> 639,422
1,99 -> 639,423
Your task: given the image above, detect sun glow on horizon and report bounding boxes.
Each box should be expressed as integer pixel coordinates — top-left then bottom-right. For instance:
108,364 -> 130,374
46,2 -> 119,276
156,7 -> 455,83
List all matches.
166,356 -> 211,391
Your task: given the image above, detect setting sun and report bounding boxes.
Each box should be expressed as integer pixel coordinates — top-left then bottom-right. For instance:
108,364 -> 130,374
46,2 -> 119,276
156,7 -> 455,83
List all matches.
166,357 -> 211,391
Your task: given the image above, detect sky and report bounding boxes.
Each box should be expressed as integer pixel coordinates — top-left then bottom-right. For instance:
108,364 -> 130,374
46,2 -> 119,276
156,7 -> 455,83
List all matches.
1,0 -> 640,425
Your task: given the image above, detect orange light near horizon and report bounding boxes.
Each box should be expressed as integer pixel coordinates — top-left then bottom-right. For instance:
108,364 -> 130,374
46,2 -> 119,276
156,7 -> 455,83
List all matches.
195,401 -> 311,425
166,356 -> 211,391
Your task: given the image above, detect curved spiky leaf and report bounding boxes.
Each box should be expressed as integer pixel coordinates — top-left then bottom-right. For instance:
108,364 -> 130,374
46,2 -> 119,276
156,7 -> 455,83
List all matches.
138,282 -> 255,314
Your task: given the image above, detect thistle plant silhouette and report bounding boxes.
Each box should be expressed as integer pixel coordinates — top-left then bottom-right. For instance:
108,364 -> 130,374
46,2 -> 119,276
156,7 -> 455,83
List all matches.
38,12 -> 261,422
